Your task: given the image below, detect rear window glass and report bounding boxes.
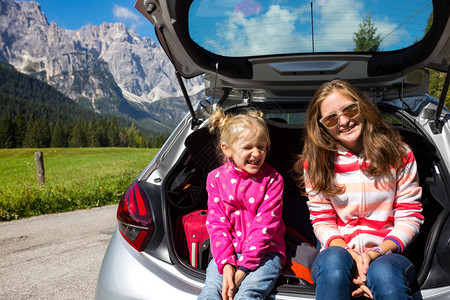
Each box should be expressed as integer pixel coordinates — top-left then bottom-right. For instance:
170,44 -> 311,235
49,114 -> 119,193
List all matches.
266,112 -> 306,125
188,0 -> 433,57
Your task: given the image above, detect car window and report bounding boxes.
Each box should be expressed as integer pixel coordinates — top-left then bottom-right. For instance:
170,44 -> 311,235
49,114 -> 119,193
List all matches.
188,0 -> 433,57
382,113 -> 408,126
265,112 -> 306,125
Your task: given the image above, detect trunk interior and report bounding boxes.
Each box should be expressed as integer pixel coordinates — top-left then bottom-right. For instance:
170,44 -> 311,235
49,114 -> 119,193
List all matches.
165,115 -> 445,293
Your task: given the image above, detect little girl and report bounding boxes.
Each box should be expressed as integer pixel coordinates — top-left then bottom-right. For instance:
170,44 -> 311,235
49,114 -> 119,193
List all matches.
198,109 -> 286,300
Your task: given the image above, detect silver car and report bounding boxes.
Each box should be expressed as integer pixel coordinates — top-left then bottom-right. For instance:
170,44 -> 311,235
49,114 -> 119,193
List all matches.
96,0 -> 450,299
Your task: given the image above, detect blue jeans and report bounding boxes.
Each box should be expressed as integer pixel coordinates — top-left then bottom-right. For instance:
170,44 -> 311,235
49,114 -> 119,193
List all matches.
198,253 -> 282,300
311,246 -> 417,300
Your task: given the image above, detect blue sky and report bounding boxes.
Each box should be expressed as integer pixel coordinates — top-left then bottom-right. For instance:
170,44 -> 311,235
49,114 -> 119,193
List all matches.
24,0 -> 158,41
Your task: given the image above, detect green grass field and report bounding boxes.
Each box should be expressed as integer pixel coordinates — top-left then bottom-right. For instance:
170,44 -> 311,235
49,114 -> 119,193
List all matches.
0,148 -> 158,221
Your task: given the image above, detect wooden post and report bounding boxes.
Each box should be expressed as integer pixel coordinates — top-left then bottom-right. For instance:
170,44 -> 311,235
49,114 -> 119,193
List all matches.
35,151 -> 45,186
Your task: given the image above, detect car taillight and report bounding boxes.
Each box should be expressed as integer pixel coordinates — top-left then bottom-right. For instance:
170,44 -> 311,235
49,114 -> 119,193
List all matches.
117,180 -> 154,251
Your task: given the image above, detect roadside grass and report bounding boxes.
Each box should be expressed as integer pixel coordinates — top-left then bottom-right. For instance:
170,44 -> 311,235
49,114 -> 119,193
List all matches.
0,148 -> 158,221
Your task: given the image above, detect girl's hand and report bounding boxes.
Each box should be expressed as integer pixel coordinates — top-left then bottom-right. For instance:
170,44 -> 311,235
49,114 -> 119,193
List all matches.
222,264 -> 236,300
233,270 -> 247,292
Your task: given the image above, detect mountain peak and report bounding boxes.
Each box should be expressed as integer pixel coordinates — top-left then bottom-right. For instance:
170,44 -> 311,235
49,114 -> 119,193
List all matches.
0,0 -> 204,132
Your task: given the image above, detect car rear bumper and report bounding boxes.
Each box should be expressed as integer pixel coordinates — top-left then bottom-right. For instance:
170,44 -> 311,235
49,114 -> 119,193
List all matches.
95,228 -> 203,300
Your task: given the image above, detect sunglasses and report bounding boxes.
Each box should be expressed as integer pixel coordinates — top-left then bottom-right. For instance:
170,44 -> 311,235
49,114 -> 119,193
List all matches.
319,102 -> 360,128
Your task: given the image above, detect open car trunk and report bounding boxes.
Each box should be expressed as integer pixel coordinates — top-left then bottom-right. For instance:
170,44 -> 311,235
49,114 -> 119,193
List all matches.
163,107 -> 446,295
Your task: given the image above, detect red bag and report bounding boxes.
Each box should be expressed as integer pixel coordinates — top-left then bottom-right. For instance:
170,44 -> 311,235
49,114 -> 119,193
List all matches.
182,210 -> 210,268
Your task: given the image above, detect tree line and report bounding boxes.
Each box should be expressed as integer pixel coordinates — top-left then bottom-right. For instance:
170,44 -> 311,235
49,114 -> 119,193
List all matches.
0,62 -> 169,149
0,113 -> 168,149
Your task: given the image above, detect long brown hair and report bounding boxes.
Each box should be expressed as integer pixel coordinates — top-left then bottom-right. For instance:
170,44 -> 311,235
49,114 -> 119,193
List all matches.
294,79 -> 406,196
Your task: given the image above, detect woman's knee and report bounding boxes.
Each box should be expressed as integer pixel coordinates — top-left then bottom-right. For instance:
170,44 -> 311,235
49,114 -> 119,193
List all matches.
314,246 -> 353,268
367,254 -> 414,281
366,254 -> 416,291
366,255 -> 417,299
312,246 -> 354,283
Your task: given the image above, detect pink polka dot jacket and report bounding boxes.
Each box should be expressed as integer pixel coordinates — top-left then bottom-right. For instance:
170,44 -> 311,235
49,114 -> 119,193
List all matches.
206,160 -> 286,275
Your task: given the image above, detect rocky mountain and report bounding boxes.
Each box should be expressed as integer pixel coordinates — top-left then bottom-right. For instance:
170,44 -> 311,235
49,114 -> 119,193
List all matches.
0,0 -> 204,132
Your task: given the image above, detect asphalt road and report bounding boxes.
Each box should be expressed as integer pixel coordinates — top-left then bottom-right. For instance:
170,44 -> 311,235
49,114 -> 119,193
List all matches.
0,204 -> 117,300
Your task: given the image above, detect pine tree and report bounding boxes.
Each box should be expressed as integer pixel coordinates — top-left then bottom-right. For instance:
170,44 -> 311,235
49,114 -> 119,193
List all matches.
97,119 -> 109,147
107,117 -> 120,147
0,118 -> 7,148
118,131 -> 128,147
70,120 -> 88,147
425,12 -> 432,34
23,116 -> 40,148
51,119 -> 68,147
0,117 -> 16,148
88,119 -> 101,147
38,116 -> 51,147
155,133 -> 168,148
14,113 -> 27,148
353,15 -> 382,52
125,123 -> 140,148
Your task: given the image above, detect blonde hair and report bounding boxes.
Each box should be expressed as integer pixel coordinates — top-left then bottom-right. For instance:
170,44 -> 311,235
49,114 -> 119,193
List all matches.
208,108 -> 270,162
294,79 -> 406,196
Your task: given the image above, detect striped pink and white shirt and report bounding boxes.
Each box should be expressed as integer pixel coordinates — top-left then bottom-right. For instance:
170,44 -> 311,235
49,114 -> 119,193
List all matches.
305,144 -> 424,253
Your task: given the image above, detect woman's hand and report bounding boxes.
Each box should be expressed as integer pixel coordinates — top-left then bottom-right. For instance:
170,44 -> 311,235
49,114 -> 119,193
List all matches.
356,250 -> 384,281
329,239 -> 384,299
352,250 -> 383,299
351,281 -> 373,299
222,264 -> 236,300
342,247 -> 372,298
355,252 -> 375,282
352,252 -> 373,299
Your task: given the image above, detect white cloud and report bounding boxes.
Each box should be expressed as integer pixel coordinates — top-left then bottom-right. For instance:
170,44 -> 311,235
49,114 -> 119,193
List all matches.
204,4 -> 311,56
313,0 -> 363,51
112,4 -> 144,32
113,4 -> 140,22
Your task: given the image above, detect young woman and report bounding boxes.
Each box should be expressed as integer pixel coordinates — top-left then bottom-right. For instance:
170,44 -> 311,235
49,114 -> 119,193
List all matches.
198,109 -> 285,300
295,79 -> 424,299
